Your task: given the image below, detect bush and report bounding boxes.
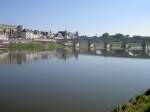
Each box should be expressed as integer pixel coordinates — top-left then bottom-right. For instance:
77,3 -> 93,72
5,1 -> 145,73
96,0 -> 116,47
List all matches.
145,107 -> 150,112
112,90 -> 150,112
145,89 -> 150,96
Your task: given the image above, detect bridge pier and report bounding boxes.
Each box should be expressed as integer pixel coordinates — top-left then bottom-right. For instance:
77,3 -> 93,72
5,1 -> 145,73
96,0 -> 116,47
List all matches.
141,42 -> 147,50
73,39 -> 79,47
146,43 -> 150,50
104,43 -> 111,49
70,39 -> 150,50
124,43 -> 129,49
88,42 -> 95,48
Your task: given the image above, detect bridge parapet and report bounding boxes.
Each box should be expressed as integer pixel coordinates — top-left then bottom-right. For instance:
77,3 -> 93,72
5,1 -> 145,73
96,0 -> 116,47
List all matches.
57,38 -> 150,50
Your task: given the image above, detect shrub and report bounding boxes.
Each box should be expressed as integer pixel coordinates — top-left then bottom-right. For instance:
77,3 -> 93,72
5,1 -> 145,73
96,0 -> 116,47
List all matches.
145,89 -> 150,96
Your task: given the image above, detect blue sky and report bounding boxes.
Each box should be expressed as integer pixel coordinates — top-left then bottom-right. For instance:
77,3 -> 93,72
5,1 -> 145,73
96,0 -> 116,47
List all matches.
0,0 -> 150,36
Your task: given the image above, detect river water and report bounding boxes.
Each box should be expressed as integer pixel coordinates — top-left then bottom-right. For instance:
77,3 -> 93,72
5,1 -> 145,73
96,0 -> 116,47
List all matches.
0,48 -> 150,112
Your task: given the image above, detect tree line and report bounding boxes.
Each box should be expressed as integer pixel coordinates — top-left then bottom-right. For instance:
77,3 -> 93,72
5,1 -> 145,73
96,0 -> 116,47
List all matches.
80,33 -> 150,39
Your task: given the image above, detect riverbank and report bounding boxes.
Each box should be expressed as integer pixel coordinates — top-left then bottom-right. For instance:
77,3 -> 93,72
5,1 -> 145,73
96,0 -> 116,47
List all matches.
112,89 -> 150,112
8,43 -> 64,51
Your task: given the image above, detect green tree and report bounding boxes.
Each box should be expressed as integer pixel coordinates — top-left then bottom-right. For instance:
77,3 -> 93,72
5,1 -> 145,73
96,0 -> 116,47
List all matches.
102,32 -> 109,38
113,33 -> 124,38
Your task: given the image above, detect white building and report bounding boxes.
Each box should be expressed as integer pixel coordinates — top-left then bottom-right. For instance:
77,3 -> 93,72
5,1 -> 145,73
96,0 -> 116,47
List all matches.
33,30 -> 42,39
54,33 -> 64,40
55,31 -> 78,40
0,33 -> 8,40
20,29 -> 41,39
67,32 -> 76,39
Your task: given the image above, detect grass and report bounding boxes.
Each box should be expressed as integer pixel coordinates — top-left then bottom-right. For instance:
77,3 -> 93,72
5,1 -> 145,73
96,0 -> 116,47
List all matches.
8,43 -> 64,51
111,42 -> 122,48
112,89 -> 150,112
94,43 -> 105,48
127,43 -> 142,49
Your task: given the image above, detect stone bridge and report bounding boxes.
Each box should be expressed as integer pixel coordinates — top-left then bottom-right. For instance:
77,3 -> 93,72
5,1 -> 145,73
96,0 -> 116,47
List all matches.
58,38 -> 150,50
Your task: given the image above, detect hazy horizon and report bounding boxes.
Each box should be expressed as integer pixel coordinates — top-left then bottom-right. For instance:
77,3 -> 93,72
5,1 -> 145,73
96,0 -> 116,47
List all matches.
0,0 -> 150,36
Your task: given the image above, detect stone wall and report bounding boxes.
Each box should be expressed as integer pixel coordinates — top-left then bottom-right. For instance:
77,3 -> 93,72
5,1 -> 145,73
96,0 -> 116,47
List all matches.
0,24 -> 18,37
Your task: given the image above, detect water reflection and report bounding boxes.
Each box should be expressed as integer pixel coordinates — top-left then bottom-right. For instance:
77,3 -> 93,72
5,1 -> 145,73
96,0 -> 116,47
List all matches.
0,48 -> 150,112
0,48 -> 150,65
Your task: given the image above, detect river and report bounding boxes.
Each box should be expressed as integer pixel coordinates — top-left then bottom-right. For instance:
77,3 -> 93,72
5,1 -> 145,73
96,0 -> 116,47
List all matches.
0,48 -> 150,112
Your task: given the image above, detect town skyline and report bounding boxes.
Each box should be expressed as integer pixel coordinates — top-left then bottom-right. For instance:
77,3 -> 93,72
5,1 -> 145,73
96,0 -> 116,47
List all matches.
1,23 -> 150,38
0,0 -> 150,36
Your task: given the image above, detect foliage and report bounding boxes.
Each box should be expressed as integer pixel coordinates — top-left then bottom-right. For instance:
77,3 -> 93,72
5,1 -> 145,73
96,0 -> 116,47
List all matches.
102,32 -> 110,38
111,34 -> 124,39
112,91 -> 150,112
8,43 -> 63,51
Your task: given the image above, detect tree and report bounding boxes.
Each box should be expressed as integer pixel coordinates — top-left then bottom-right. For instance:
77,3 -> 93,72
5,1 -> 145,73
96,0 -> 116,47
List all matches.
113,33 -> 124,38
102,32 -> 109,38
133,35 -> 142,39
124,35 -> 130,38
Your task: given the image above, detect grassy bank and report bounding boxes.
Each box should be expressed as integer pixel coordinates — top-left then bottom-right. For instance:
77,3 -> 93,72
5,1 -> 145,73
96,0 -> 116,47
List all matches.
112,89 -> 150,112
8,43 -> 64,51
111,42 -> 122,49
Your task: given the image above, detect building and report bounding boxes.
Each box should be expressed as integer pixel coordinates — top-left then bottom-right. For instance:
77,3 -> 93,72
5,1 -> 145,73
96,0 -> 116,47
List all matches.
0,33 -> 8,40
0,24 -> 79,40
56,31 -> 79,40
20,29 -> 42,39
20,29 -> 34,39
48,33 -> 55,39
54,32 -> 64,40
17,25 -> 23,37
67,32 -> 79,39
17,25 -> 23,32
0,24 -> 19,37
33,30 -> 42,39
58,31 -> 67,38
40,31 -> 49,38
